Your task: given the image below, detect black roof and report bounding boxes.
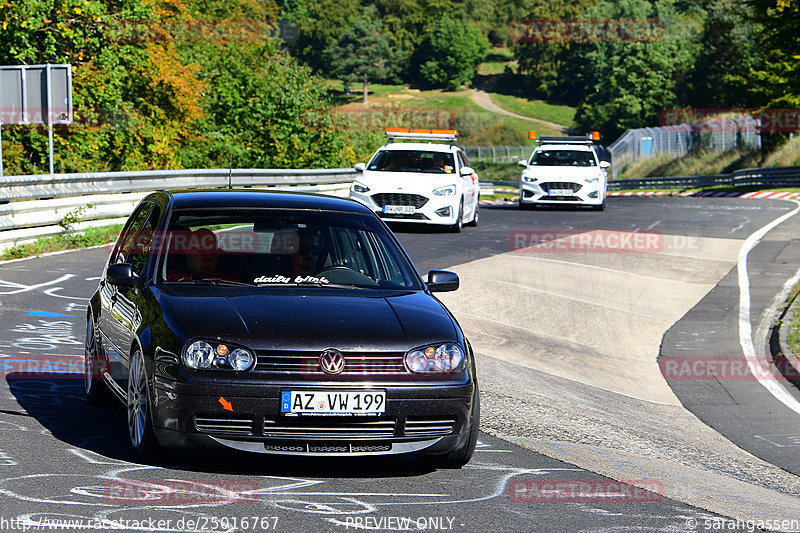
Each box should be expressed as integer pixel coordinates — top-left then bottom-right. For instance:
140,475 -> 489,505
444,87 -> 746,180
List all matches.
160,189 -> 371,214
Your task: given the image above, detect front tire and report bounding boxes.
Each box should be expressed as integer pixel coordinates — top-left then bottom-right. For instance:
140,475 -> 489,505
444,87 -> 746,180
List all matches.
450,201 -> 463,233
84,315 -> 110,405
127,348 -> 159,456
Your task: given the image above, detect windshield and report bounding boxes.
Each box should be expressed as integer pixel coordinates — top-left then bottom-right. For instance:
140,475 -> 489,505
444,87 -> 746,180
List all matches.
157,209 -> 423,290
368,150 -> 456,173
529,149 -> 597,166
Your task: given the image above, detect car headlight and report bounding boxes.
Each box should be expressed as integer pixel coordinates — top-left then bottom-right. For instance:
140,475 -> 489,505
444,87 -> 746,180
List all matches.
184,340 -> 254,371
351,181 -> 370,193
433,184 -> 456,196
522,175 -> 538,183
404,343 -> 465,373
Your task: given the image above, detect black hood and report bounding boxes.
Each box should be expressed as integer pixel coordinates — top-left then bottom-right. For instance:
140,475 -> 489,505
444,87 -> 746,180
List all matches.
162,288 -> 458,352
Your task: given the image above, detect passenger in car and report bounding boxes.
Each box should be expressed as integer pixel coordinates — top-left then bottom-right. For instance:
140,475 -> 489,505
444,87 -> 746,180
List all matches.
166,229 -> 239,282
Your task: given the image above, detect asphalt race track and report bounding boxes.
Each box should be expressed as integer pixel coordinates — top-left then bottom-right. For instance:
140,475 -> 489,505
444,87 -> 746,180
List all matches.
1,196 -> 800,532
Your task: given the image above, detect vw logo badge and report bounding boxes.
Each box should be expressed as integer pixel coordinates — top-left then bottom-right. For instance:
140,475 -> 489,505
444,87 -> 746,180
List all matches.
319,349 -> 345,375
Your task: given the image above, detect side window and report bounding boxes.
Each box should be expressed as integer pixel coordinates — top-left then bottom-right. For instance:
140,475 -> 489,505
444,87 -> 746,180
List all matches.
112,204 -> 154,265
458,152 -> 470,168
112,203 -> 161,277
129,206 -> 161,277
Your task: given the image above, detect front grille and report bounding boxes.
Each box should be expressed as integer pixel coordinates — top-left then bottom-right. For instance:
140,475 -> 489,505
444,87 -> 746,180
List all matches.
263,419 -> 397,439
194,416 -> 255,436
256,351 -> 408,376
404,418 -> 456,438
372,193 -> 428,208
264,441 -> 393,453
378,212 -> 429,220
541,182 -> 582,193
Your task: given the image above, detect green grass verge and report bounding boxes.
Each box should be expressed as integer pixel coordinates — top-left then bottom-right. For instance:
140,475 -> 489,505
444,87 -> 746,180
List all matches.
789,284 -> 800,358
472,161 -> 523,182
1,225 -> 122,261
488,93 -> 575,128
616,148 -> 762,179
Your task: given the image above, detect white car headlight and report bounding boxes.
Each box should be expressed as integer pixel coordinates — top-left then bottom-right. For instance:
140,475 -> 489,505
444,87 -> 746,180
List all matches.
352,181 -> 370,193
184,340 -> 254,371
522,175 -> 538,183
404,343 -> 465,373
433,184 -> 456,196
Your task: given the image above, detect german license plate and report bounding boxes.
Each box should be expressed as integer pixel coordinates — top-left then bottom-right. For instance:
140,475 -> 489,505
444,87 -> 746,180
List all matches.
549,189 -> 573,196
281,390 -> 386,415
383,205 -> 415,215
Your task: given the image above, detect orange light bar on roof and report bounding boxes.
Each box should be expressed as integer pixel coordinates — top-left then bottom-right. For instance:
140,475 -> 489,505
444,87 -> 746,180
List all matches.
385,128 -> 458,135
528,130 -> 537,139
591,131 -> 600,141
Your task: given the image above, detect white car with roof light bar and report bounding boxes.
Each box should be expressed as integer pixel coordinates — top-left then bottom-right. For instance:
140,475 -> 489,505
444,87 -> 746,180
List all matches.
350,128 -> 480,232
518,132 -> 611,211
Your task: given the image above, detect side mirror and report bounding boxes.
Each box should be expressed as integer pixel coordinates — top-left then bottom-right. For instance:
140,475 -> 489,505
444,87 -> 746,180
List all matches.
599,161 -> 611,169
459,166 -> 474,177
518,160 -> 528,168
427,270 -> 459,292
107,263 -> 139,288
354,163 -> 366,172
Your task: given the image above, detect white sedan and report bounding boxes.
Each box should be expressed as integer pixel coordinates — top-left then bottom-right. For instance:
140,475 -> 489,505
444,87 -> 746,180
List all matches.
518,135 -> 610,211
350,129 -> 480,232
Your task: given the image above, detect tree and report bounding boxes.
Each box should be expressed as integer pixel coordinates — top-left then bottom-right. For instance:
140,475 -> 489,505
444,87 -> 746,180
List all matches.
324,6 -> 399,104
279,0 -> 361,72
690,0 -> 761,108
572,0 -> 703,140
413,18 -> 489,90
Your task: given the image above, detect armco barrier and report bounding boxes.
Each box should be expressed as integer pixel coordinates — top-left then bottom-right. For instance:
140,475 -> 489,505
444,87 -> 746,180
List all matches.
607,165 -> 800,191
0,168 -> 357,250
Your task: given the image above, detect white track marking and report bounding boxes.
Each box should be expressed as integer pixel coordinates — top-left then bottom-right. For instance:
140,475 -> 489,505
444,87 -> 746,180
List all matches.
738,199 -> 800,415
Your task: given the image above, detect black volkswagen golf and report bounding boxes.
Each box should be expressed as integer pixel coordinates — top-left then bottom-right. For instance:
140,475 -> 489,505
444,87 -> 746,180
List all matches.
86,190 -> 479,467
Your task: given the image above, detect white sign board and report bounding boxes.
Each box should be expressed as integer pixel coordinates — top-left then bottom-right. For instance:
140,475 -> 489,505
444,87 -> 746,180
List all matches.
0,64 -> 72,125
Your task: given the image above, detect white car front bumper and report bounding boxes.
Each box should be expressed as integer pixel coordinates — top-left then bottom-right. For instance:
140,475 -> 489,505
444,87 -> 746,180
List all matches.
350,190 -> 461,226
519,180 -> 605,206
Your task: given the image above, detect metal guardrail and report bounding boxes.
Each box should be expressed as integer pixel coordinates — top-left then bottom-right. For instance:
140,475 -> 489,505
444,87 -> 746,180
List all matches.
0,168 -> 357,250
607,165 -> 800,191
483,167 -> 800,193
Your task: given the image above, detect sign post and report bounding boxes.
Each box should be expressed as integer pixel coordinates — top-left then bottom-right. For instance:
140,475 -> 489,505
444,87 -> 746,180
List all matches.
0,64 -> 73,177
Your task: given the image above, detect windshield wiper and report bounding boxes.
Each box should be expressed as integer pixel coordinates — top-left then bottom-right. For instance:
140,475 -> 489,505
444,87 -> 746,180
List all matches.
184,278 -> 255,287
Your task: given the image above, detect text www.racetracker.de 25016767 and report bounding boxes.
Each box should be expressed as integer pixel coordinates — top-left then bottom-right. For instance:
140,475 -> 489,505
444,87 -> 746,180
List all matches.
0,515 -> 280,531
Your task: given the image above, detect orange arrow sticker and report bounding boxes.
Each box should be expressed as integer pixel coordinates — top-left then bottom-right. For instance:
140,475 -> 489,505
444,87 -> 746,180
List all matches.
218,397 -> 233,411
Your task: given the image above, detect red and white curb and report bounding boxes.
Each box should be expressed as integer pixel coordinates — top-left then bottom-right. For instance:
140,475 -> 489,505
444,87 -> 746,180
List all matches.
607,190 -> 800,199
479,190 -> 800,206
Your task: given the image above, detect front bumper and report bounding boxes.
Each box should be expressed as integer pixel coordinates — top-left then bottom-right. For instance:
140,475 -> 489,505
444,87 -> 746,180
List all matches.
152,381 -> 477,456
349,190 -> 460,226
519,180 -> 605,206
